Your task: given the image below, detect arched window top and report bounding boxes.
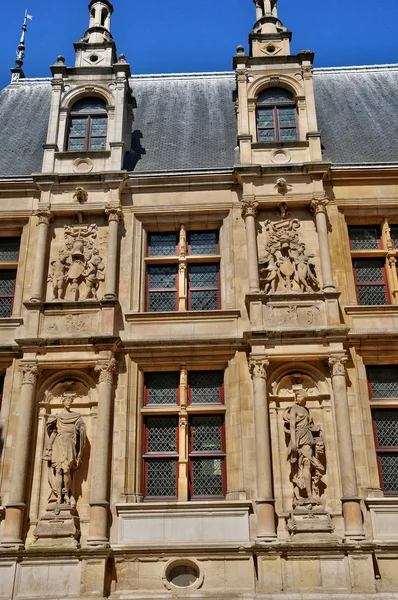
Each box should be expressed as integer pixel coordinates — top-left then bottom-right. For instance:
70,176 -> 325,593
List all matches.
71,98 -> 107,114
68,97 -> 108,152
257,87 -> 295,104
256,87 -> 297,143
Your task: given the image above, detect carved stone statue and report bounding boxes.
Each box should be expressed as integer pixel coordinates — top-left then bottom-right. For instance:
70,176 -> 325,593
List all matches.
43,389 -> 86,507
82,248 -> 105,299
48,250 -> 68,300
259,217 -> 320,293
283,391 -> 325,508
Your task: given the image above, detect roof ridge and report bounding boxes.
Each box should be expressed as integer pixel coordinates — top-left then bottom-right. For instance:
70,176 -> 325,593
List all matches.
314,63 -> 398,74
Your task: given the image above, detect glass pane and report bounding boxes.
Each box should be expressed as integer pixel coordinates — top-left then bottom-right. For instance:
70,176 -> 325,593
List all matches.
146,416 -> 177,453
70,118 -> 87,136
148,233 -> 178,256
189,264 -> 218,288
379,454 -> 398,492
148,265 -> 177,289
191,415 -> 223,451
192,458 -> 223,496
91,117 -> 107,135
0,238 -> 20,262
279,107 -> 296,126
168,565 -> 199,588
257,87 -> 294,103
280,128 -> 297,141
190,371 -> 223,404
188,231 -> 218,255
390,225 -> 398,248
72,98 -> 107,113
353,258 -> 384,282
146,460 -> 177,497
368,367 -> 398,398
69,138 -> 85,151
258,129 -> 275,142
0,297 -> 13,318
190,290 -> 218,311
0,271 -> 16,295
373,410 -> 398,446
89,137 -> 107,151
145,372 -> 179,405
349,226 -> 380,250
256,108 -> 274,127
149,291 -> 176,312
357,285 -> 387,305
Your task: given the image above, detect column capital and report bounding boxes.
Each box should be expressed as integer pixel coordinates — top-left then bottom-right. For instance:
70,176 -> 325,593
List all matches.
328,355 -> 348,378
310,196 -> 329,215
249,356 -> 270,380
19,362 -> 40,385
95,358 -> 118,385
241,198 -> 259,220
105,205 -> 123,223
34,209 -> 54,226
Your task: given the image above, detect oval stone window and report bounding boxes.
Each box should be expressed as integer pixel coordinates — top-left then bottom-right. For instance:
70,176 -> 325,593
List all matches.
167,563 -> 199,588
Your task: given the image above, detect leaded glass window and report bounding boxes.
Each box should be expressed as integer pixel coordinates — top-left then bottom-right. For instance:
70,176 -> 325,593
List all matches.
0,270 -> 16,318
348,226 -> 381,250
145,372 -> 179,405
390,225 -> 398,249
188,231 -> 219,255
352,258 -> 388,305
146,416 -> 178,453
189,371 -> 223,404
145,460 -> 177,498
148,233 -> 178,257
189,414 -> 225,498
0,238 -> 20,262
256,87 -> 297,143
372,409 -> 398,494
188,264 -> 219,311
147,265 -> 178,312
68,97 -> 107,151
367,366 -> 398,399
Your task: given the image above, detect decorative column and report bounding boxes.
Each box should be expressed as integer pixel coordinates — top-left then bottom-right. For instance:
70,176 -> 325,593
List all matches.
254,0 -> 263,20
2,363 -> 40,546
249,356 -> 277,540
242,199 -> 260,293
88,358 -> 118,546
328,355 -> 364,538
310,197 -> 335,292
29,209 -> 54,302
382,218 -> 398,304
104,206 -> 122,300
178,366 -> 189,500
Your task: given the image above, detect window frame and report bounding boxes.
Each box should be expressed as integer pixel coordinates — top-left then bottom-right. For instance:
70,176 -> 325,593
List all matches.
352,257 -> 390,305
67,98 -> 108,152
0,236 -> 20,318
188,415 -> 227,500
146,264 -> 179,313
256,88 -> 298,143
142,415 -> 180,501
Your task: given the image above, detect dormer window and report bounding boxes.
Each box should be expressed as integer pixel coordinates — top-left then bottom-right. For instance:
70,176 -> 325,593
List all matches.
256,87 -> 297,143
68,98 -> 108,151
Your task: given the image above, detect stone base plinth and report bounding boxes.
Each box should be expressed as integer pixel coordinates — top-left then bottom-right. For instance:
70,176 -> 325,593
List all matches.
33,503 -> 80,547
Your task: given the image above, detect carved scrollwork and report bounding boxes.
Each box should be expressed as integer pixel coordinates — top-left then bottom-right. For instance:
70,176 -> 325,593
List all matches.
328,355 -> 347,378
95,358 -> 118,385
248,356 -> 269,379
20,362 -> 40,385
241,199 -> 258,220
259,216 -> 320,293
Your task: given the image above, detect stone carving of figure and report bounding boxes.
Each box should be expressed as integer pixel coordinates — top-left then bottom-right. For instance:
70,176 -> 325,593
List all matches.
283,391 -> 325,507
43,393 -> 86,507
48,250 -> 68,300
83,248 -> 105,299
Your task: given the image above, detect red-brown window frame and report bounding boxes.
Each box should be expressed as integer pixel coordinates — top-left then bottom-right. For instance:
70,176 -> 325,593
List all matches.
256,93 -> 298,143
67,106 -> 107,152
186,231 -> 220,256
187,263 -> 220,311
348,225 -> 383,251
147,232 -> 180,257
352,257 -> 390,305
187,371 -> 224,405
371,409 -> 398,495
188,415 -> 227,500
144,372 -> 180,406
145,265 -> 179,312
142,415 -> 179,501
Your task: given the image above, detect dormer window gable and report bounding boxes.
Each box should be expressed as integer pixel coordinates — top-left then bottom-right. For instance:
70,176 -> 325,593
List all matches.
256,87 -> 297,143
67,97 -> 108,152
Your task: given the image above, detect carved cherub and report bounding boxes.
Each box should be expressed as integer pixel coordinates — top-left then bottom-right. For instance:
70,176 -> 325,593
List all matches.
48,250 -> 69,300
82,248 -> 105,299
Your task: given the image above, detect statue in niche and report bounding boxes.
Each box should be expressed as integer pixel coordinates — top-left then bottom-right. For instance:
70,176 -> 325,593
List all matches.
43,383 -> 86,507
48,223 -> 105,301
283,391 -> 325,508
259,217 -> 320,293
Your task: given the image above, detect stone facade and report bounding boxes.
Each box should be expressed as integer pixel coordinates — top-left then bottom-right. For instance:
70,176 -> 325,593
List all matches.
1,1 -> 398,598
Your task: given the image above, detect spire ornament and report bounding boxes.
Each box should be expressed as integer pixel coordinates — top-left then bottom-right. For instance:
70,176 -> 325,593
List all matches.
11,10 -> 33,83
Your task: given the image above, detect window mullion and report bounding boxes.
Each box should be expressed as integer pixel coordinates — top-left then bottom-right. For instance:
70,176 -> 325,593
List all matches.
86,115 -> 92,151
178,367 -> 189,501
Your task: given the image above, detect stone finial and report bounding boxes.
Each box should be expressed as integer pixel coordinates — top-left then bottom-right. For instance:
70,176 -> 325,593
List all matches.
236,45 -> 246,55
56,55 -> 65,65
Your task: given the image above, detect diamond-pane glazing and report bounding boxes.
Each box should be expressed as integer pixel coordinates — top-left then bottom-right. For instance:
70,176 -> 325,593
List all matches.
146,372 -> 179,405
357,286 -> 386,305
0,238 -> 20,262
149,291 -> 176,312
0,271 -> 16,295
148,233 -> 178,256
191,415 -> 223,452
257,88 -> 294,103
189,264 -> 218,287
69,138 -> 85,151
390,225 -> 398,249
146,416 -> 177,453
192,459 -> 223,496
353,259 -> 384,282
258,129 -> 275,142
379,454 -> 398,492
72,98 -> 107,113
279,108 -> 296,126
0,297 -> 13,318
368,366 -> 398,398
280,128 -> 297,141
188,232 -> 218,255
373,410 -> 398,446
148,265 -> 177,288
190,290 -> 218,311
91,118 -> 107,135
348,226 -> 380,250
90,137 -> 106,150
146,460 -> 177,497
257,108 -> 274,127
190,371 -> 223,404
70,118 -> 86,136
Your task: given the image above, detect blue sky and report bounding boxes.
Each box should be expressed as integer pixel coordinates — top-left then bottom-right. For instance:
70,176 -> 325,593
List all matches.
1,0 -> 398,89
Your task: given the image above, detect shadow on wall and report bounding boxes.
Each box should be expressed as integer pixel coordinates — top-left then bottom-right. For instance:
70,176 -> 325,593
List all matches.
123,130 -> 146,171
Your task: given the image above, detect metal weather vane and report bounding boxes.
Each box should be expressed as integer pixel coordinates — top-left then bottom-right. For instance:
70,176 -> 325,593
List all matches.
11,9 -> 33,81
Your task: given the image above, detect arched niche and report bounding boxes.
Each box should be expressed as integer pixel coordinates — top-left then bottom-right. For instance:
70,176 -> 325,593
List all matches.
268,363 -> 330,401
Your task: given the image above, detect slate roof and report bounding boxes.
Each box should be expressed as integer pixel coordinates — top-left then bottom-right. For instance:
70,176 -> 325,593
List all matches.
0,64 -> 397,178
